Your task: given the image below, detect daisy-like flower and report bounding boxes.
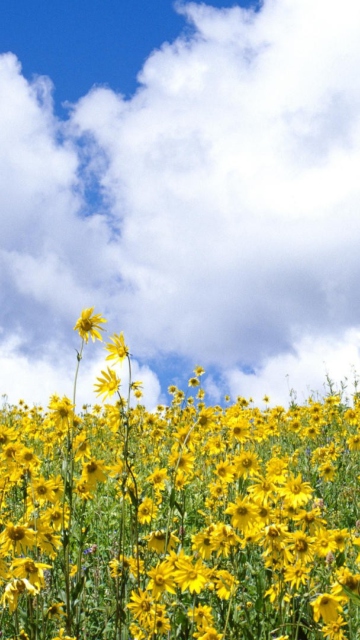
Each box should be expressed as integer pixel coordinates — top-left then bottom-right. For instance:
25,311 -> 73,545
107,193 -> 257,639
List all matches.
233,451 -> 260,479
42,504 -> 70,531
286,530 -> 314,564
127,588 -> 154,628
247,474 -> 276,504
314,528 -> 338,558
321,615 -> 347,639
105,332 -> 129,363
146,561 -> 176,598
284,562 -> 311,590
82,459 -> 107,486
215,460 -> 235,484
192,530 -> 216,560
1,578 -> 38,612
0,523 -> 36,555
188,604 -> 214,629
10,557 -> 52,590
35,524 -> 62,559
146,467 -> 168,491
174,558 -> 208,594
225,497 -> 259,531
74,307 -> 106,343
194,365 -> 205,376
214,569 -> 238,600
138,497 -> 157,525
279,473 -> 313,509
311,593 -> 342,623
147,530 -> 179,554
94,367 -> 121,400
188,377 -> 200,387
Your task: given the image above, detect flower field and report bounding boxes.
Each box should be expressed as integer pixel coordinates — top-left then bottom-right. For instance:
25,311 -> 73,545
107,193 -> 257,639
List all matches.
1,310 -> 360,639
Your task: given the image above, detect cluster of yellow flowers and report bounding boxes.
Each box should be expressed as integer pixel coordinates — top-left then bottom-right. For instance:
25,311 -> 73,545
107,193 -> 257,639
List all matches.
0,309 -> 360,638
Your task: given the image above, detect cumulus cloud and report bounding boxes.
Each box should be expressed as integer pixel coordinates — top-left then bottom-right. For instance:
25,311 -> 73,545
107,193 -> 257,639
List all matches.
1,0 -> 360,406
225,329 -> 360,407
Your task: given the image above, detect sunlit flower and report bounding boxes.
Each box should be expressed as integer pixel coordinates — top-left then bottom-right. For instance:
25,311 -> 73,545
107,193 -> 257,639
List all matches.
225,497 -> 259,531
174,558 -> 208,594
138,497 -> 158,525
321,615 -> 347,640
311,593 -> 342,623
127,589 -> 153,627
279,473 -> 313,509
94,367 -> 121,400
105,331 -> 129,363
0,523 -> 36,555
74,307 -> 106,342
147,561 -> 176,598
10,557 -> 52,589
1,578 -> 37,612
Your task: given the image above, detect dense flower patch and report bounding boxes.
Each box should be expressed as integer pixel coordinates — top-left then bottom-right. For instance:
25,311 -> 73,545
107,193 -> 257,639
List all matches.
0,309 -> 360,639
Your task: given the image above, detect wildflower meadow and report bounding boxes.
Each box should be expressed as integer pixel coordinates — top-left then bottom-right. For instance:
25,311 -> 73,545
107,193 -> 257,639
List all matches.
1,308 -> 360,640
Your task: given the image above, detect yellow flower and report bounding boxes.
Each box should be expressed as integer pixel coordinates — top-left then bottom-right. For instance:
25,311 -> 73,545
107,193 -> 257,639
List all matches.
192,530 -> 216,560
214,569 -> 238,599
1,578 -> 38,612
138,497 -> 158,525
194,365 -> 205,376
174,558 -> 208,594
82,459 -> 107,486
105,332 -> 129,363
284,562 -> 311,590
147,530 -> 179,554
319,461 -> 336,482
321,615 -> 347,639
127,589 -> 153,628
94,367 -> 121,400
74,479 -> 94,500
30,476 -> 57,505
279,473 -> 313,509
74,307 -> 106,342
286,530 -> 314,564
314,528 -> 338,558
233,451 -> 260,479
147,561 -> 176,598
10,557 -> 52,589
247,474 -> 276,504
215,460 -> 235,484
146,467 -> 168,491
34,524 -> 62,559
311,593 -> 342,623
0,523 -> 36,555
188,377 -> 200,387
188,604 -> 214,629
42,504 -> 70,531
225,497 -> 259,531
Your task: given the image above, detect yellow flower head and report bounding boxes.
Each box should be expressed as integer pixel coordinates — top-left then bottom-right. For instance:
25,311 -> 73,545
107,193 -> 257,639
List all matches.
105,332 -> 129,363
311,593 -> 342,623
94,367 -> 121,400
74,307 -> 106,343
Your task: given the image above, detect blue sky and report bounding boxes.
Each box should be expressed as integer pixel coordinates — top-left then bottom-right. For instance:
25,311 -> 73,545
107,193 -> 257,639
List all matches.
1,0 -> 360,409
1,0 -> 256,110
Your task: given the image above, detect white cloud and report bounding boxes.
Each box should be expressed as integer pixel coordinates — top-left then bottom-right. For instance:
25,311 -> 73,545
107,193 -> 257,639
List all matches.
0,334 -> 162,410
226,329 -> 360,407
1,1 -> 360,407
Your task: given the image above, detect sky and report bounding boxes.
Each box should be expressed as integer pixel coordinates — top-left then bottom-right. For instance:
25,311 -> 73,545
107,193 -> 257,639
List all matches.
1,0 -> 360,409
